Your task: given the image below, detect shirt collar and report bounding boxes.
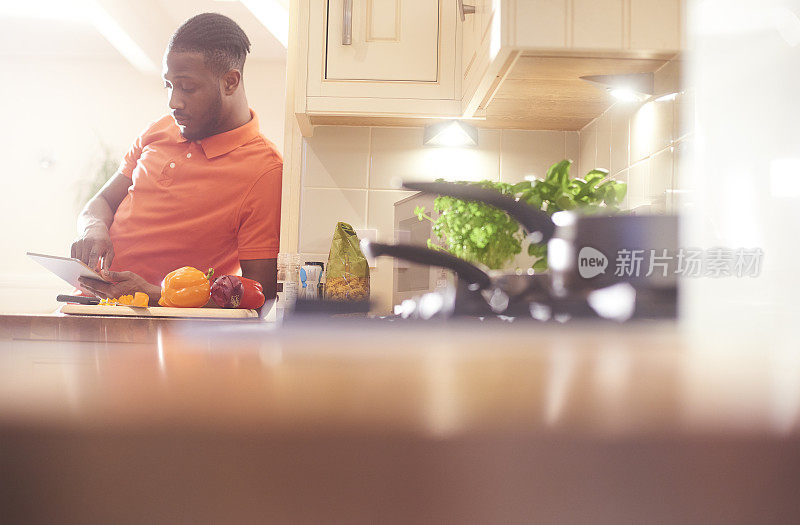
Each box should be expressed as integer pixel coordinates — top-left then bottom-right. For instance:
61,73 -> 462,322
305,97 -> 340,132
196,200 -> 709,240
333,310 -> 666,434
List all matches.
177,109 -> 260,159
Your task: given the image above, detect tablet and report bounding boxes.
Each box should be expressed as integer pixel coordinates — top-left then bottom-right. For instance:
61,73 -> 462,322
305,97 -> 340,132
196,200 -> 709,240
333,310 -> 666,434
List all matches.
27,252 -> 112,289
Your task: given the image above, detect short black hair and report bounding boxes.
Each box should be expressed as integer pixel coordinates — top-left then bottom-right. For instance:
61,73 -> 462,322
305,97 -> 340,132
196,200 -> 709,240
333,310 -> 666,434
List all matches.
168,13 -> 251,76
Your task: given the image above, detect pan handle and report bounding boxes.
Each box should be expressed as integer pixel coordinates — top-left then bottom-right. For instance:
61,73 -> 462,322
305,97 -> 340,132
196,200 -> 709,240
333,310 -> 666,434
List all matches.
362,240 -> 492,290
402,181 -> 556,242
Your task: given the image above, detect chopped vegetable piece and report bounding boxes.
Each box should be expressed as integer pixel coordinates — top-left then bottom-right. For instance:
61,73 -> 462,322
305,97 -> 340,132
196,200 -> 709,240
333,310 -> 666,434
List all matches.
132,292 -> 149,307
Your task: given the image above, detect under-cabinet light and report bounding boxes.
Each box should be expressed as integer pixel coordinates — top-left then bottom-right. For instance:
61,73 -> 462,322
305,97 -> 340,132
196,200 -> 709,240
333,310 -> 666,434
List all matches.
654,92 -> 680,102
581,73 -> 655,103
423,120 -> 479,147
610,88 -> 648,102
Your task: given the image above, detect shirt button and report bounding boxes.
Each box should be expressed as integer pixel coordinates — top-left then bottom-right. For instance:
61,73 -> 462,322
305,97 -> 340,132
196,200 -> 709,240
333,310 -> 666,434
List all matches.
169,162 -> 176,168
186,153 -> 192,159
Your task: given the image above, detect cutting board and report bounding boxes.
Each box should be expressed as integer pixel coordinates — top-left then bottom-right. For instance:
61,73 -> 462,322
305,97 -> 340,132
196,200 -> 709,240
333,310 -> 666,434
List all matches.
60,303 -> 259,319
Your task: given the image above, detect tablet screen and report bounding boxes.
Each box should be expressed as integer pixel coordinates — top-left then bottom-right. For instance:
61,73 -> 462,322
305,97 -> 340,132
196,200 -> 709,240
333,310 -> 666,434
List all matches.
27,252 -> 112,290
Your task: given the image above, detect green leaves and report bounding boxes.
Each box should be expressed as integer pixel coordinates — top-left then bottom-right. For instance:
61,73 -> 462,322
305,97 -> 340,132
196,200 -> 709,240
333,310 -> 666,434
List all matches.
428,185 -> 523,270
418,162 -> 627,272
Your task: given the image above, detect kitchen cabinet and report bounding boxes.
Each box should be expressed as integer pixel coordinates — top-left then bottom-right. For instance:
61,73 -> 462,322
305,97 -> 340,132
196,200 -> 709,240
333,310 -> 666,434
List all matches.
460,0 -> 505,116
325,0 -> 439,82
462,0 -> 683,117
296,0 -> 462,133
291,0 -> 682,132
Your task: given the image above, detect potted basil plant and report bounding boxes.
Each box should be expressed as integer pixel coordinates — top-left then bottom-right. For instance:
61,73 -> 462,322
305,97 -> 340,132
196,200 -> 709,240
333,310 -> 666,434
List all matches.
414,159 -> 627,272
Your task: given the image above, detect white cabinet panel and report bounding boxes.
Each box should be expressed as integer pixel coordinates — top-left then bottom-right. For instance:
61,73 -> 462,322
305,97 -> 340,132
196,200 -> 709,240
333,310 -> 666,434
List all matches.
630,0 -> 681,51
461,0 -> 482,79
326,0 -> 440,81
572,0 -> 624,50
514,0 -> 567,49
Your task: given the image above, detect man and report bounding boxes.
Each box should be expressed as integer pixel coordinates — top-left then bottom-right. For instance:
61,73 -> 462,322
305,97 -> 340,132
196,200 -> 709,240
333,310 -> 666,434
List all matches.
72,13 -> 281,306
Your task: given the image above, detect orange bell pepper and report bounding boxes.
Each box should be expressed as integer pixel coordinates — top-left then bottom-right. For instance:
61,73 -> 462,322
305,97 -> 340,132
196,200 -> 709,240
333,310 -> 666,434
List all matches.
158,267 -> 214,308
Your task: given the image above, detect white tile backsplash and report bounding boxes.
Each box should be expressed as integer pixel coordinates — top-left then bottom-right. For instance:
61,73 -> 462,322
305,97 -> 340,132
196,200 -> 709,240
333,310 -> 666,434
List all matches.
649,148 -> 674,213
630,101 -> 655,163
628,160 -> 650,210
566,131 -> 580,174
369,127 -> 501,189
579,56 -> 689,216
610,103 -> 631,175
299,188 -> 367,253
615,169 -> 630,208
595,112 -> 612,173
652,97 -> 675,153
675,89 -> 694,140
579,121 -> 597,174
500,129 -> 566,183
303,126 -> 370,188
367,190 -> 417,243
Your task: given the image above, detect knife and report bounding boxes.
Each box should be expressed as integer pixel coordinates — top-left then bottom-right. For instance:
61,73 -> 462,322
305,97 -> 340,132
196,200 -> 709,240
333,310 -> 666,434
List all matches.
56,294 -> 100,305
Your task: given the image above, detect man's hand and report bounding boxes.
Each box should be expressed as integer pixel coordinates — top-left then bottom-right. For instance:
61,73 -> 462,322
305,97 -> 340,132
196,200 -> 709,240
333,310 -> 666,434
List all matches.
71,225 -> 114,271
78,269 -> 161,305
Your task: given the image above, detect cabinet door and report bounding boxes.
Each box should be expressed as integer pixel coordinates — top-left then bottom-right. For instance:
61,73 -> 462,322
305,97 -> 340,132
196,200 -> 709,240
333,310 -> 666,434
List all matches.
461,0 -> 507,115
461,0 -> 493,83
326,0 -> 440,82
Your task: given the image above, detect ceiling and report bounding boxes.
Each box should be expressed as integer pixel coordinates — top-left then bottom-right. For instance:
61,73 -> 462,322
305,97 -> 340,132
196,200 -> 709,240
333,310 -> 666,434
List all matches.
0,17 -> 119,59
158,0 -> 286,61
0,0 -> 286,66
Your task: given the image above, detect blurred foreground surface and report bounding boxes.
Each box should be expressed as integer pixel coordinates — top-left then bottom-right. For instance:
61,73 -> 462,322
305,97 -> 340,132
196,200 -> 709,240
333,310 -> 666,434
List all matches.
1,316 -> 799,523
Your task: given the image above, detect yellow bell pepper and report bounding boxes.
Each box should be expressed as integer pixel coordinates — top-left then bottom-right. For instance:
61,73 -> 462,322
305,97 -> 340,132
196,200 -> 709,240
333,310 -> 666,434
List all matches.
158,267 -> 214,308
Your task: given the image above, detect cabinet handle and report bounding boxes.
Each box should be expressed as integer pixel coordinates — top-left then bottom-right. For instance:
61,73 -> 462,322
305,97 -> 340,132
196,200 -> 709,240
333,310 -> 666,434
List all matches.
342,0 -> 353,45
458,0 -> 476,22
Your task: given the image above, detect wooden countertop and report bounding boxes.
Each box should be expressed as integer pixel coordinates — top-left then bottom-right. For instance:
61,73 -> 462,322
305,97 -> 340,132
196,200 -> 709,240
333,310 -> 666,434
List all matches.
1,316 -> 798,523
0,312 -> 263,343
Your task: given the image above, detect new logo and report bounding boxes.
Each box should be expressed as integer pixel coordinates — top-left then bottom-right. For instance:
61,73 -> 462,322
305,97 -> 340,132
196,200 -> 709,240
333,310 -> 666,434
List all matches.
578,246 -> 608,279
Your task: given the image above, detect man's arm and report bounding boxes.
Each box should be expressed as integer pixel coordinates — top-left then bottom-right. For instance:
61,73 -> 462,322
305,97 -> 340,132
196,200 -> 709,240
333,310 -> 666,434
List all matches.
72,172 -> 132,271
240,258 -> 278,314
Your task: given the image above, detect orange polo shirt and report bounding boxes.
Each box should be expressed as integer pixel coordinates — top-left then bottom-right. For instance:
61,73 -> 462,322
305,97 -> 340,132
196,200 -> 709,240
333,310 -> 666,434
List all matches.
108,110 -> 282,285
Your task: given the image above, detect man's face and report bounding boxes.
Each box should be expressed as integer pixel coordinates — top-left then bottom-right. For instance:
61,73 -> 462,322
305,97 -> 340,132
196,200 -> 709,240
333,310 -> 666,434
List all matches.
162,51 -> 223,141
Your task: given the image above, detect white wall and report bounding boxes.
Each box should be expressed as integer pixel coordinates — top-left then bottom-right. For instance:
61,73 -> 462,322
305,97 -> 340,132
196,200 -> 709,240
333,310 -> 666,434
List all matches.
245,59 -> 287,153
0,56 -> 285,313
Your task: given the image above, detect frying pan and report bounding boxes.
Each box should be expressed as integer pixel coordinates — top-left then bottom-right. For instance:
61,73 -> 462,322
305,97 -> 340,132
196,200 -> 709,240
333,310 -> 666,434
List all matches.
402,181 -> 679,296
